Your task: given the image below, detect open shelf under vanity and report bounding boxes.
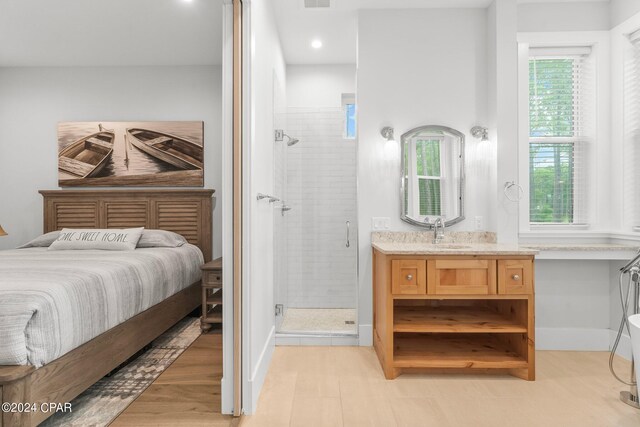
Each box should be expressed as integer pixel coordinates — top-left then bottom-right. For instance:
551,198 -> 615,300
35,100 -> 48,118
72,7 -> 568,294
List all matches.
393,333 -> 529,369
373,250 -> 536,380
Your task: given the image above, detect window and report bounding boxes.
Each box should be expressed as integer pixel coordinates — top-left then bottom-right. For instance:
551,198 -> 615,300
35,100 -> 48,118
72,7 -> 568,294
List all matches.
625,30 -> 640,230
528,47 -> 593,225
342,93 -> 356,139
345,104 -> 356,138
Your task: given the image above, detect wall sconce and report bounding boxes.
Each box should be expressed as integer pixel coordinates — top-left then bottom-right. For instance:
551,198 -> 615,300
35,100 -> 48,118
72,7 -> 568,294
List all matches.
381,126 -> 398,160
380,126 -> 395,143
0,225 -> 7,237
470,126 -> 489,141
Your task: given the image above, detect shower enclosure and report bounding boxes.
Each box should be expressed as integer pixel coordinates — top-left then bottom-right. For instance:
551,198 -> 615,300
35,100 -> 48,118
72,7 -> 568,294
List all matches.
273,107 -> 358,338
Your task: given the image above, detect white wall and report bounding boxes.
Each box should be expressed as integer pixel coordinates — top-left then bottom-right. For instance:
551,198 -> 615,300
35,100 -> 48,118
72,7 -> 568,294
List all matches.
518,1 -> 610,32
611,0 -> 640,28
244,0 -> 286,414
357,8 -> 492,344
535,260 -> 613,350
609,261 -> 633,359
610,12 -> 640,235
489,0 -> 519,244
0,65 -> 223,257
286,65 -> 356,108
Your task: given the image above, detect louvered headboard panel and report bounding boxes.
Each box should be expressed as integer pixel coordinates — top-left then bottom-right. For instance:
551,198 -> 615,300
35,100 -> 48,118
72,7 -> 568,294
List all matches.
40,190 -> 214,261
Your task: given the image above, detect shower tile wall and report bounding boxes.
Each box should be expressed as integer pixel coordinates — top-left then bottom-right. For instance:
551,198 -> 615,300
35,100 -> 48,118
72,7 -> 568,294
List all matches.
284,108 -> 357,309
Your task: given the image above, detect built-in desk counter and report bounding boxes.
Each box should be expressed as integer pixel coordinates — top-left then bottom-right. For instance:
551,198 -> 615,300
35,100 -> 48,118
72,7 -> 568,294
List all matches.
520,244 -> 639,260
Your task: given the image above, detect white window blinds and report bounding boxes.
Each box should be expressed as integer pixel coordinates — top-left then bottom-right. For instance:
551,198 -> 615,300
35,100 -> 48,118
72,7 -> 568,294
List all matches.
625,31 -> 640,230
528,46 -> 594,225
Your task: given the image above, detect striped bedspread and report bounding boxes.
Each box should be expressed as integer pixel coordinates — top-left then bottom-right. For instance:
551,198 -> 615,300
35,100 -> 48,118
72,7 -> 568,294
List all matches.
0,245 -> 203,367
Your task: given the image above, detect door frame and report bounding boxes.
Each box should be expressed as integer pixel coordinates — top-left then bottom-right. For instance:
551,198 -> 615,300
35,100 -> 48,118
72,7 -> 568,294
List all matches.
221,0 -> 243,416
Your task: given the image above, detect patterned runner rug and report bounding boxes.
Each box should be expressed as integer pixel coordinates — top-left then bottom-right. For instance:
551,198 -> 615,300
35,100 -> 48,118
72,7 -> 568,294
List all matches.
41,317 -> 202,427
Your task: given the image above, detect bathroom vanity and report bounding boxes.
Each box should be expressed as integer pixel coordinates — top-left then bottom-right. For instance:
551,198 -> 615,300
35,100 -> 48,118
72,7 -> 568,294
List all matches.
372,238 -> 537,381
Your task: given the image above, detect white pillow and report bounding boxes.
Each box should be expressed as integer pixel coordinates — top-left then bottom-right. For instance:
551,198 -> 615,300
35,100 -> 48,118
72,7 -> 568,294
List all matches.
137,230 -> 187,248
48,228 -> 144,251
17,231 -> 60,249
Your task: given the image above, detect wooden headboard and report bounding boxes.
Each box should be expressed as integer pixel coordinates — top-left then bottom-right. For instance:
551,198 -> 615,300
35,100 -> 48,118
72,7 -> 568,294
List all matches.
39,190 -> 215,262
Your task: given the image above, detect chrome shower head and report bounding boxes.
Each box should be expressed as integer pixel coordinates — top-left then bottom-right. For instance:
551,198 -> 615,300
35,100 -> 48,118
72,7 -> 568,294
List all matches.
275,129 -> 301,146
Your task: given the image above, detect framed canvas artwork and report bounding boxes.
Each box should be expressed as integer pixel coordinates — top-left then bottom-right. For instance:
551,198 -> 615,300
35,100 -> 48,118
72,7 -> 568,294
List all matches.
57,121 -> 204,187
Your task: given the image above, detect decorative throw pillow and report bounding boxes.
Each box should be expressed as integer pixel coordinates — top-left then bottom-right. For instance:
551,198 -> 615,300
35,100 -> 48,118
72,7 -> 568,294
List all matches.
137,229 -> 187,248
48,228 -> 144,251
17,231 -> 60,249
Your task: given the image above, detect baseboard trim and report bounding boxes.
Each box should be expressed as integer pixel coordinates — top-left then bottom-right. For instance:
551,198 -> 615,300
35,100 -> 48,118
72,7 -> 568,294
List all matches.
246,326 -> 275,415
536,327 -> 611,351
358,324 -> 372,346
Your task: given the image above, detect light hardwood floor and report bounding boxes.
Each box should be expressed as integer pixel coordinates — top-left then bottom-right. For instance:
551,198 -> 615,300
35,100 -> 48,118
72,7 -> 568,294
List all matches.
241,347 -> 640,427
111,333 -> 235,427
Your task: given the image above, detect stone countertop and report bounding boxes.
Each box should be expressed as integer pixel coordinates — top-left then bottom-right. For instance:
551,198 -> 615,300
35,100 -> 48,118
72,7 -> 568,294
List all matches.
520,243 -> 639,252
370,231 -> 640,256
371,242 -> 539,256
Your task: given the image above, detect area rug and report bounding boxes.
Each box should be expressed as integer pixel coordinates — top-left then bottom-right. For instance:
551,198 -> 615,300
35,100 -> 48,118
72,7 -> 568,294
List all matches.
40,317 -> 202,427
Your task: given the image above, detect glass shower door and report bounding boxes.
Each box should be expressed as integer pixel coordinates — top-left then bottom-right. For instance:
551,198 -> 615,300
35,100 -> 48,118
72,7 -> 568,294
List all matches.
274,107 -> 358,336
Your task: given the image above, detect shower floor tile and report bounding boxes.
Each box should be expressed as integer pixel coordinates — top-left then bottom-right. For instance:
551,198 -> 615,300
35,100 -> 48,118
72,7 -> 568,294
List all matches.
279,308 -> 357,335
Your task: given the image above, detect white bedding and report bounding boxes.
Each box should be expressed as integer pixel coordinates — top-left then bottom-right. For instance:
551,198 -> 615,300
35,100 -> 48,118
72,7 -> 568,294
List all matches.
0,245 -> 203,367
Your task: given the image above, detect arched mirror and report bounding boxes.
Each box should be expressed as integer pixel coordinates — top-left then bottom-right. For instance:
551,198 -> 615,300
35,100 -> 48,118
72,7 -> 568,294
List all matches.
401,125 -> 465,228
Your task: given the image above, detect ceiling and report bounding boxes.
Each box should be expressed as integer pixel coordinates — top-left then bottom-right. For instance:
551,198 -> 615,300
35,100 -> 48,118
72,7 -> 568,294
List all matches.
0,0 -> 223,67
0,0 -> 609,67
274,0 -> 610,65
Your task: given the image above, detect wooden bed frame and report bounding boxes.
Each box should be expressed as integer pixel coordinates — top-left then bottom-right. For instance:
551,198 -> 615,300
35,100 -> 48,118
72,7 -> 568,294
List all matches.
0,189 -> 214,427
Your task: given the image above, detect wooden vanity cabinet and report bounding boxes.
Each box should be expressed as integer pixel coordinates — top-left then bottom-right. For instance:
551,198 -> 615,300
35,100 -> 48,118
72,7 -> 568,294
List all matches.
373,250 -> 535,381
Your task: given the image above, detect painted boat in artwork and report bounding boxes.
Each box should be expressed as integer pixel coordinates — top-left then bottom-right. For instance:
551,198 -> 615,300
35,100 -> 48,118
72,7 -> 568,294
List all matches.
126,128 -> 203,170
58,131 -> 115,179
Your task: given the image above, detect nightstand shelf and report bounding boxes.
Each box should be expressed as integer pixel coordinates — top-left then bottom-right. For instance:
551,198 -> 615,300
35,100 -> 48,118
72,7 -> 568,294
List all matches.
206,289 -> 223,305
201,257 -> 223,332
204,305 -> 223,323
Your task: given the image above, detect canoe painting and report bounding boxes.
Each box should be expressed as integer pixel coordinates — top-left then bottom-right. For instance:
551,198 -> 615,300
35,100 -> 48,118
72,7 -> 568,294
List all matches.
58,128 -> 115,180
57,121 -> 204,187
126,128 -> 204,170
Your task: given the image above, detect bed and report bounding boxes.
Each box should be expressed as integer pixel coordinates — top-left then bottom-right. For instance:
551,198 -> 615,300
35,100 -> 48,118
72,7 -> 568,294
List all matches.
0,190 -> 213,427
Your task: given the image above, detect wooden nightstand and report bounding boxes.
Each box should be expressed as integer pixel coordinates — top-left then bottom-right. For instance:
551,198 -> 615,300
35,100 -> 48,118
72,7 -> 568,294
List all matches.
201,257 -> 223,332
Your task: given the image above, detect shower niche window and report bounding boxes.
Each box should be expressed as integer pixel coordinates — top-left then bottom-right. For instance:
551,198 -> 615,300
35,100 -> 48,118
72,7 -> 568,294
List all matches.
273,107 -> 358,337
343,93 -> 357,139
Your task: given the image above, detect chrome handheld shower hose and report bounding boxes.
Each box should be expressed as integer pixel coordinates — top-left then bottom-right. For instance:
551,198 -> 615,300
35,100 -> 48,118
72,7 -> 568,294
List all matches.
609,267 -> 639,386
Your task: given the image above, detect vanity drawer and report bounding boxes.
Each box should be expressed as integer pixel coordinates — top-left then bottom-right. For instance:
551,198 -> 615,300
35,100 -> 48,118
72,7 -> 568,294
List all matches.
391,260 -> 427,295
428,259 -> 497,295
498,260 -> 533,295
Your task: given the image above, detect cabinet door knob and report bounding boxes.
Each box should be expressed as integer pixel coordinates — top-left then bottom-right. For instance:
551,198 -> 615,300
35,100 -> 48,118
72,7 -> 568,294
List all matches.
406,274 -> 413,281
512,274 -> 521,281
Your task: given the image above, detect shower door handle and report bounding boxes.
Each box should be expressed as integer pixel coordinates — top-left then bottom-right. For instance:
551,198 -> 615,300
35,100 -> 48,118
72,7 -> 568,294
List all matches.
346,221 -> 350,248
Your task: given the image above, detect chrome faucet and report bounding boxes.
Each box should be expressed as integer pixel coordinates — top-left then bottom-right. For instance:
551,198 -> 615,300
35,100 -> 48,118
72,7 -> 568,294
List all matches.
432,217 -> 445,244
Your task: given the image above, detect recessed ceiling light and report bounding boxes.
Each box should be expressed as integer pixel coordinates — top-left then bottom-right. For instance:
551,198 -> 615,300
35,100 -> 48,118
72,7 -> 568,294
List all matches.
183,0 -> 194,3
311,39 -> 323,49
